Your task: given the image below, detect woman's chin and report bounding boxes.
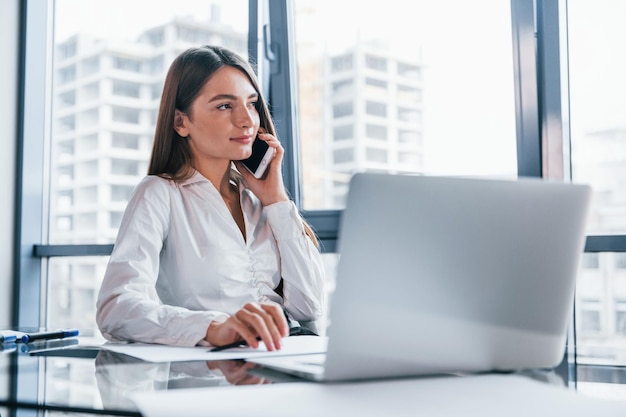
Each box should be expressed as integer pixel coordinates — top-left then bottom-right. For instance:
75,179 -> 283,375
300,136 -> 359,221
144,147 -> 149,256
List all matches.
236,151 -> 253,161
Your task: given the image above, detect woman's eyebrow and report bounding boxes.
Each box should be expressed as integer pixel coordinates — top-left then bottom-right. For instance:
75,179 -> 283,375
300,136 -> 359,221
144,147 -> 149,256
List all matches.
208,93 -> 259,103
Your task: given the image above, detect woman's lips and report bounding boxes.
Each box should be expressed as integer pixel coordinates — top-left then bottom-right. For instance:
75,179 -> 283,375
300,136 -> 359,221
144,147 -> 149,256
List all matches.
231,135 -> 253,144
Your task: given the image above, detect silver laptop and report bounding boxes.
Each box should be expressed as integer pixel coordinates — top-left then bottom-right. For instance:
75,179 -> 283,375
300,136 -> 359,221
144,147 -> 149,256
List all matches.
251,173 -> 591,381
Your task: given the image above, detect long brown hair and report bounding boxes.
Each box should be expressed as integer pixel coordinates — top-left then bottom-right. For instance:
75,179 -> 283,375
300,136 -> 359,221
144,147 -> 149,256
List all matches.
148,45 -> 319,247
148,45 -> 275,179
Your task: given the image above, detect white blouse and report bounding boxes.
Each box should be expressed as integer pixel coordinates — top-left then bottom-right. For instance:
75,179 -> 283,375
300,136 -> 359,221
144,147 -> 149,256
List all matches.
96,171 -> 325,346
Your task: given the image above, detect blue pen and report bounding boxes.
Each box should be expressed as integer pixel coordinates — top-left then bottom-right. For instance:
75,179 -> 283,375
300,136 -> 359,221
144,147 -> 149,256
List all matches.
20,329 -> 79,344
0,334 -> 17,344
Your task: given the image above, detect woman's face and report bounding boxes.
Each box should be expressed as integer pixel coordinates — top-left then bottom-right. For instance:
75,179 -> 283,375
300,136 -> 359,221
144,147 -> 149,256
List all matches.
175,65 -> 260,169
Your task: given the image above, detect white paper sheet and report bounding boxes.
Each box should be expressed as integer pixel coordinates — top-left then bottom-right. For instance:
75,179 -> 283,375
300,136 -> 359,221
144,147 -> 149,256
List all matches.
99,335 -> 327,362
132,373 -> 626,417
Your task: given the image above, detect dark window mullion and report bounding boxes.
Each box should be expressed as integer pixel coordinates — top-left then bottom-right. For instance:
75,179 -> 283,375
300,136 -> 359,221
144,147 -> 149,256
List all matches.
511,0 -> 542,178
585,236 -> 626,253
15,0 -> 51,328
267,0 -> 301,205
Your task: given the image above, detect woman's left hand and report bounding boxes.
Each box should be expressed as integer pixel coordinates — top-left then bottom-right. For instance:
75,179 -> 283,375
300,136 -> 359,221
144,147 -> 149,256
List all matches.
234,132 -> 289,206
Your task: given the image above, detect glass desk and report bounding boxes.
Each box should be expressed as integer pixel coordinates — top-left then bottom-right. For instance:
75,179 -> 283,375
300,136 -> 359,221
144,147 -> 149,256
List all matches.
0,340 -> 304,416
1,340 -> 626,416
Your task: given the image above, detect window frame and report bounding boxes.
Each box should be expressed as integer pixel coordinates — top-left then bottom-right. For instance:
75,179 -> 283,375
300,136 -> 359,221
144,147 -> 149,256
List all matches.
16,2 -> 626,370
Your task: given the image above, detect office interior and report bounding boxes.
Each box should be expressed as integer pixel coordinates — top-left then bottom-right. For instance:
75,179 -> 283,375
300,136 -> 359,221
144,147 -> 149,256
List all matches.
3,0 -> 626,410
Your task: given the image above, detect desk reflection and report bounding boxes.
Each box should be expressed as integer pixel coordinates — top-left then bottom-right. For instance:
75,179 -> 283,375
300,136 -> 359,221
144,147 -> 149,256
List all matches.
95,350 -> 270,409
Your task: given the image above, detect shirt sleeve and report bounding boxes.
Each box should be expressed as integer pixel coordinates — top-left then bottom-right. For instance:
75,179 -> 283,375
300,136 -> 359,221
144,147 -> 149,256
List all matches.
264,201 -> 326,322
95,177 -> 228,347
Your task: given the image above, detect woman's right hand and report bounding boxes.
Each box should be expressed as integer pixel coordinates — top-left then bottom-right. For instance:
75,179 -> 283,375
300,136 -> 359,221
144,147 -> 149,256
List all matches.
205,302 -> 289,351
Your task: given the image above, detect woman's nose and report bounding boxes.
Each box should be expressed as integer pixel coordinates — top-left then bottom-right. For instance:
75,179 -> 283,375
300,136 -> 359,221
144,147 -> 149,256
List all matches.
234,105 -> 255,128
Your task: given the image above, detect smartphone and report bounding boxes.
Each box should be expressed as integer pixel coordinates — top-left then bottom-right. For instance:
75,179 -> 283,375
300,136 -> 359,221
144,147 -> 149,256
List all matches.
240,136 -> 274,179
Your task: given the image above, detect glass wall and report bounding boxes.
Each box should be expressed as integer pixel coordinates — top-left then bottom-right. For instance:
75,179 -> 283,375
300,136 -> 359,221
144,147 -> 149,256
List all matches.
292,0 -> 518,210
18,0 -> 626,397
567,0 -> 626,365
47,0 -> 248,335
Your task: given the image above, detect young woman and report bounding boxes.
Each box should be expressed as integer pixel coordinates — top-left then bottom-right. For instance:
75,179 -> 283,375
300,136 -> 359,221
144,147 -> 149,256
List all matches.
96,45 -> 325,350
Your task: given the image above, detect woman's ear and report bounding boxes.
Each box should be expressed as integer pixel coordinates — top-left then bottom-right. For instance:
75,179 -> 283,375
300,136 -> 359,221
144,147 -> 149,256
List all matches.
173,109 -> 189,137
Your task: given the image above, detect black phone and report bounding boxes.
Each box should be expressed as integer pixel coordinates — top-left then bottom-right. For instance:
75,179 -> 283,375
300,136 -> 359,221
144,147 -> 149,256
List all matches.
240,136 -> 274,179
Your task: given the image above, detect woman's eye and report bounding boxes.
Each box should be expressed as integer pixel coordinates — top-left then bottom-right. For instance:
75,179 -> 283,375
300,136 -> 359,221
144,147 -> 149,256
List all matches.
217,103 -> 231,110
248,101 -> 258,108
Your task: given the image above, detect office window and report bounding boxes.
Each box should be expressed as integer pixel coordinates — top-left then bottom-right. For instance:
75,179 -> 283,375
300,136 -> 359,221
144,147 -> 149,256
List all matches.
398,107 -> 421,124
57,190 -> 73,209
43,0 -> 250,340
58,91 -> 75,108
366,147 -> 387,163
81,82 -> 100,101
333,102 -> 353,118
111,159 -> 140,176
615,253 -> 626,270
568,1 -> 626,365
77,134 -> 98,154
177,26 -> 214,44
56,216 -> 72,232
82,56 -> 100,76
398,130 -> 422,145
332,79 -> 353,95
112,56 -> 141,72
366,124 -> 387,141
79,109 -> 99,127
142,28 -> 165,47
110,211 -> 124,229
365,77 -> 387,89
146,55 -> 164,74
151,83 -> 164,100
76,161 -> 98,178
48,257 -> 108,332
58,39 -> 76,59
333,148 -> 354,164
111,106 -> 140,124
150,109 -> 159,125
20,0 -> 626,401
365,101 -> 387,117
58,65 -> 76,84
58,115 -> 75,132
333,125 -> 353,141
112,80 -> 141,98
57,166 -> 74,184
581,309 -> 602,333
616,301 -> 626,335
398,151 -> 421,165
293,0 -> 517,210
111,132 -> 140,150
365,54 -> 387,72
111,185 -> 135,202
75,186 -> 97,206
57,140 -> 74,159
77,213 -> 97,230
331,53 -> 353,72
582,253 -> 600,269
397,85 -> 422,103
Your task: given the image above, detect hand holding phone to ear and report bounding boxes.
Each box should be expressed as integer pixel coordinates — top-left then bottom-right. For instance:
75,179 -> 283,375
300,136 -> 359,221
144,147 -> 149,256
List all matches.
235,132 -> 289,206
240,133 -> 274,179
